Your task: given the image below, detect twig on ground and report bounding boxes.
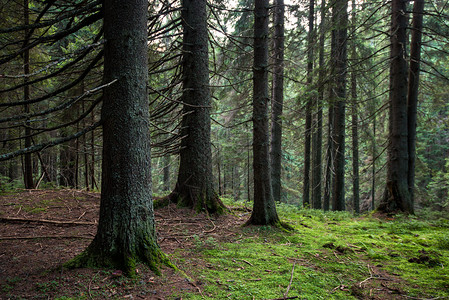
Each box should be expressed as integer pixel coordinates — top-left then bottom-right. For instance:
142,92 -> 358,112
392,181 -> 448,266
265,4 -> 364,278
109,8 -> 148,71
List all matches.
204,218 -> 216,233
241,259 -> 253,266
284,262 -> 296,299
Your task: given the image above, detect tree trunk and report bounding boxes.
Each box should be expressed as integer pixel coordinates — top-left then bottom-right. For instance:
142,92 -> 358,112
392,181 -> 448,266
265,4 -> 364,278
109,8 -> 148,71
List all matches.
378,0 -> 413,214
170,0 -> 225,214
351,1 -> 360,214
312,0 -> 326,210
303,0 -> 315,208
331,0 -> 348,211
23,0 -> 34,189
407,0 -> 424,211
163,155 -> 170,192
270,0 -> 285,203
65,0 -> 169,275
247,0 -> 280,226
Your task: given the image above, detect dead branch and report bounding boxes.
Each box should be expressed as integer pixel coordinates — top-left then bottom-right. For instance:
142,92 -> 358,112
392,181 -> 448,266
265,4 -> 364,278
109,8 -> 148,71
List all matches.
0,235 -> 92,240
0,217 -> 96,226
284,262 -> 296,299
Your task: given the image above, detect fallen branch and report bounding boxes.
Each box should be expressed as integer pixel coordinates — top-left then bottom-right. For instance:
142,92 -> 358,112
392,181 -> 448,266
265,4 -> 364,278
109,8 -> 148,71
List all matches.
0,216 -> 96,226
265,297 -> 298,300
0,235 -> 92,240
284,262 -> 296,299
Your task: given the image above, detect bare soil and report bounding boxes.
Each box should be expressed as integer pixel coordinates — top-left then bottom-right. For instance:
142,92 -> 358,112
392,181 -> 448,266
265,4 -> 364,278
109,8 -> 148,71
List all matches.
0,190 -> 412,299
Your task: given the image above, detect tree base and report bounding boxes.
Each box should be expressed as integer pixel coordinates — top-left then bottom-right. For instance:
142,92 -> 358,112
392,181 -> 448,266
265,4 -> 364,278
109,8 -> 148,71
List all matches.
64,237 -> 174,277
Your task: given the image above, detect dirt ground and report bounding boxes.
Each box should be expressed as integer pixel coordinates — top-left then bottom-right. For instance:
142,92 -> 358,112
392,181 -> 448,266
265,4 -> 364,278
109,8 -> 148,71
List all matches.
0,189 -> 244,299
0,190 -> 414,300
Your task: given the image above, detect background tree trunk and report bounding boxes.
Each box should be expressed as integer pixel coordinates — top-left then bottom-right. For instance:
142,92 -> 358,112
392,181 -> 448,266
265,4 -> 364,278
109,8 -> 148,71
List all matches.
270,0 -> 285,203
247,0 -> 280,225
407,0 -> 424,211
171,0 -> 224,213
331,0 -> 348,211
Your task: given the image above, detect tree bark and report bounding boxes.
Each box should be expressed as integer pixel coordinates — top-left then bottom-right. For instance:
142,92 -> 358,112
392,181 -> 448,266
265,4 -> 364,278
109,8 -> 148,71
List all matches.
23,0 -> 34,189
270,0 -> 285,203
407,0 -> 424,211
331,0 -> 348,211
312,0 -> 325,210
247,0 -> 280,226
65,0 -> 169,275
379,0 -> 413,214
170,0 -> 225,214
303,0 -> 315,208
351,1 -> 360,214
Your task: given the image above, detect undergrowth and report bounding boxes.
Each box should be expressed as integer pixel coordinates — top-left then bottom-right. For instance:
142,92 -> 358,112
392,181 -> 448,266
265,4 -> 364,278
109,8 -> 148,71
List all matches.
175,198 -> 449,299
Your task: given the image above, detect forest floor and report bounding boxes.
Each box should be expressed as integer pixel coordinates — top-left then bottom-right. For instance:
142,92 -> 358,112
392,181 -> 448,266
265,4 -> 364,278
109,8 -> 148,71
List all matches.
0,189 -> 448,300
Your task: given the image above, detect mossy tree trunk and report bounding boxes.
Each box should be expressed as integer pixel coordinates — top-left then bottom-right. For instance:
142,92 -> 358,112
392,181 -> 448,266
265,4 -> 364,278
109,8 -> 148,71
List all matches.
247,0 -> 281,226
169,0 -> 225,214
66,0 -> 169,275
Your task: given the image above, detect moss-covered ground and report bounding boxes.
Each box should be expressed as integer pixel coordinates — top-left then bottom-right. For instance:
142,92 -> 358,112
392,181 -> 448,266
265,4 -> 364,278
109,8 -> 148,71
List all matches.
174,199 -> 449,299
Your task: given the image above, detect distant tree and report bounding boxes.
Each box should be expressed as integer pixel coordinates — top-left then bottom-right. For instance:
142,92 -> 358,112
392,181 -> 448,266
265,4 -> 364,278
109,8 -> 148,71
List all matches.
247,0 -> 280,225
270,0 -> 285,203
303,0 -> 315,208
66,0 -> 169,275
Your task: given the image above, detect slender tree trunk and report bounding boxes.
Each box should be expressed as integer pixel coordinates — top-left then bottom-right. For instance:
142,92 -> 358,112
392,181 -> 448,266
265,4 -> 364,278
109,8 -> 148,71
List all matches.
270,0 -> 285,203
379,0 -> 413,214
23,0 -> 34,189
407,0 -> 424,211
171,0 -> 225,213
331,0 -> 348,211
351,1 -> 360,214
247,0 -> 280,226
163,155 -> 170,192
66,0 -> 169,275
303,0 -> 315,208
312,0 -> 326,210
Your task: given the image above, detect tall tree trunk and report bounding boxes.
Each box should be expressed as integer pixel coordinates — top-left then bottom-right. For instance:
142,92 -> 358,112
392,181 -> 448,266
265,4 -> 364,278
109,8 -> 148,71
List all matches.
171,0 -> 225,213
351,1 -> 360,214
270,0 -> 285,203
23,0 -> 34,189
303,0 -> 315,208
66,0 -> 169,275
331,0 -> 348,211
312,0 -> 325,210
247,0 -> 280,226
407,0 -> 424,211
379,0 -> 413,214
163,155 -> 170,192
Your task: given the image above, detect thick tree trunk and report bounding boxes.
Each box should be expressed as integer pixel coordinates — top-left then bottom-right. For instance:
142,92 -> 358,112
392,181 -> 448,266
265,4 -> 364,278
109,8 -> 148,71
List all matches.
270,0 -> 285,203
170,0 -> 225,214
407,0 -> 424,211
303,0 -> 315,208
351,1 -> 360,214
65,0 -> 169,275
247,0 -> 280,226
379,0 -> 413,214
331,0 -> 348,211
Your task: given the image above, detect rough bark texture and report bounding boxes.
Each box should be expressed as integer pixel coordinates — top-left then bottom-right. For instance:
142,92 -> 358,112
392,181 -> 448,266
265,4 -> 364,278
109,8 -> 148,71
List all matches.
247,0 -> 280,226
379,0 -> 413,214
351,1 -> 360,214
407,0 -> 424,212
312,0 -> 325,210
303,0 -> 315,208
65,0 -> 169,275
270,0 -> 285,203
170,0 -> 225,214
331,0 -> 348,211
